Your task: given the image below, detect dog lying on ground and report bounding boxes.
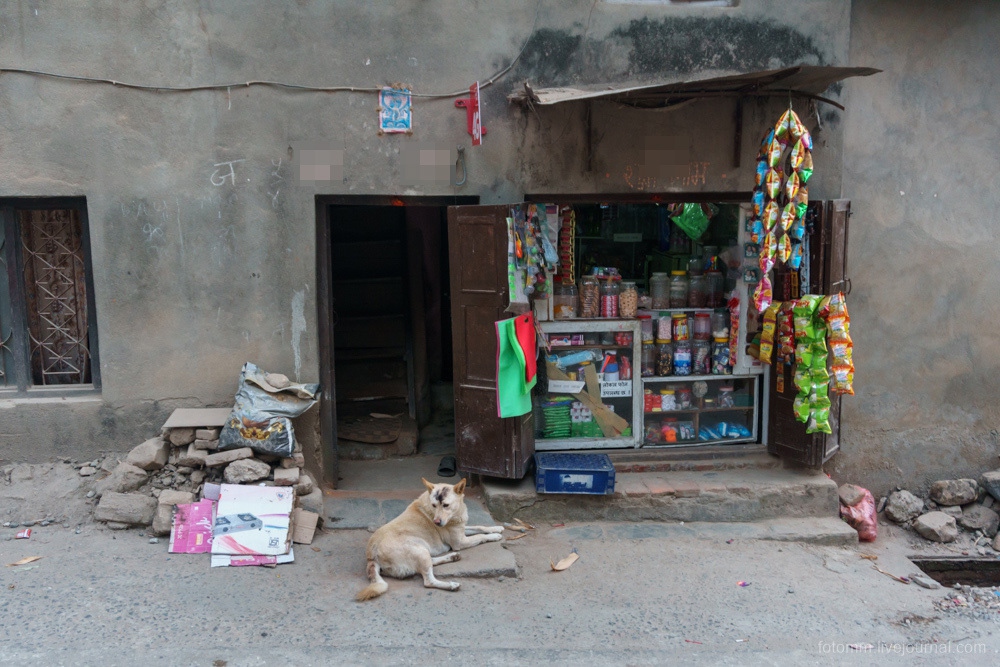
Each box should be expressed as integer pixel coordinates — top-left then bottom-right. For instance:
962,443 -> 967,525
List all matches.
356,478 -> 504,601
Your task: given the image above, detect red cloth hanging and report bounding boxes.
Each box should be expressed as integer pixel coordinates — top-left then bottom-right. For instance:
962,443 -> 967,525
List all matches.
513,312 -> 537,383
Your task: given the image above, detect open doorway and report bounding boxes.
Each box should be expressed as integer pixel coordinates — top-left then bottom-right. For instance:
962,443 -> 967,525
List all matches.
316,196 -> 477,486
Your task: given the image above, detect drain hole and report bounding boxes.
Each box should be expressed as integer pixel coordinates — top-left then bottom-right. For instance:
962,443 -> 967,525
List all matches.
910,557 -> 1000,587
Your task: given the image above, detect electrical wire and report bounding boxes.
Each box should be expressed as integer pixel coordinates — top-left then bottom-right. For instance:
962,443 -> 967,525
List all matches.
0,0 -> 543,100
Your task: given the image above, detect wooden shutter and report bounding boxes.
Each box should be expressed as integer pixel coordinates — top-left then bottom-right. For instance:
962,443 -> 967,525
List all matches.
767,200 -> 850,466
447,205 -> 534,478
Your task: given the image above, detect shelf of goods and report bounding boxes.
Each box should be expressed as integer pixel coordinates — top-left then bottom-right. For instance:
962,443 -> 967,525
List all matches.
640,374 -> 759,447
536,319 -> 642,451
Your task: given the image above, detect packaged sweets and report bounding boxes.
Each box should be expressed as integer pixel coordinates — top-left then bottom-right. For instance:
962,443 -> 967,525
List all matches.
758,303 -> 780,364
831,364 -> 855,395
762,201 -> 780,232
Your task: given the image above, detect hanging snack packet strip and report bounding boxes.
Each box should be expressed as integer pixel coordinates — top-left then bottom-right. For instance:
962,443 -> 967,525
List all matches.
758,303 -> 781,364
752,274 -> 773,313
819,293 -> 855,395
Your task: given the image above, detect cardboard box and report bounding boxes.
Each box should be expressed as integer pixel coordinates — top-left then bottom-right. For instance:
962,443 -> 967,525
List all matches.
210,549 -> 295,568
291,508 -> 319,545
210,484 -> 293,556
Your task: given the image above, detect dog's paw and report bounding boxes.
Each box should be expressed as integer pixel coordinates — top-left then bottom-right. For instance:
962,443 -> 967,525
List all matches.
486,533 -> 503,542
449,581 -> 461,591
453,552 -> 462,561
487,526 -> 504,534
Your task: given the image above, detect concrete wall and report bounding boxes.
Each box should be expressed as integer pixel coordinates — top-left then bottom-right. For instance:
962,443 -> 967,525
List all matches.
832,0 -> 1000,495
0,1 -> 851,476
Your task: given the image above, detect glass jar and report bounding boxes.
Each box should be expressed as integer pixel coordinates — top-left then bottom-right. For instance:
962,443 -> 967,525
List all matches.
712,336 -> 732,375
692,312 -> 711,340
669,271 -> 689,308
650,272 -> 670,309
710,311 -> 729,339
671,313 -> 690,342
619,281 -> 638,318
656,315 -> 672,341
693,339 -> 711,375
656,340 -> 673,376
718,384 -> 735,408
641,343 -> 656,377
553,283 -> 578,319
705,271 -> 724,308
673,341 -> 692,376
675,384 -> 693,409
639,314 -> 654,343
660,389 -> 676,411
600,278 -> 620,318
688,272 -> 707,308
579,275 -> 600,318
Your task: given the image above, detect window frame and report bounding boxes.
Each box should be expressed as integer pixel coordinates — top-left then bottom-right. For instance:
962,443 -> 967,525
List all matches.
0,197 -> 101,395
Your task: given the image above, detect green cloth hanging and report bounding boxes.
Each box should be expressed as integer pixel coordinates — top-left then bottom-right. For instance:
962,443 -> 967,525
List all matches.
496,317 -> 536,418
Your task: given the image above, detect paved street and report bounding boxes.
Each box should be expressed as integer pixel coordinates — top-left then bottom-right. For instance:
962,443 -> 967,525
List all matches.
2,493 -> 999,666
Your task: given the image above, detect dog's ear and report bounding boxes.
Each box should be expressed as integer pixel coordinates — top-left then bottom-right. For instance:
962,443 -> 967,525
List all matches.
422,478 -> 436,492
453,478 -> 467,495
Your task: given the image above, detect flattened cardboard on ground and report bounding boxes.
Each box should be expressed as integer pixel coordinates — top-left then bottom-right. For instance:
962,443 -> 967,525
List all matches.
169,500 -> 215,554
162,408 -> 233,430
292,508 -> 319,545
210,484 -> 293,556
210,549 -> 295,568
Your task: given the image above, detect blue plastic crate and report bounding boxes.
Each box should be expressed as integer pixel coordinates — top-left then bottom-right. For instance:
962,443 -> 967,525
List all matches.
534,453 -> 616,495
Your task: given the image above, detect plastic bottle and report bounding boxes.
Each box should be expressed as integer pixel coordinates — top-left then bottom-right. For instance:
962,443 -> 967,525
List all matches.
673,341 -> 692,376
705,271 -> 724,308
669,271 -> 689,308
692,312 -> 711,340
600,278 -> 620,318
688,272 -> 707,308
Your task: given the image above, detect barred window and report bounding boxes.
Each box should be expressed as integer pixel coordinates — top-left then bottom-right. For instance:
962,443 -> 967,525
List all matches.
0,199 -> 99,392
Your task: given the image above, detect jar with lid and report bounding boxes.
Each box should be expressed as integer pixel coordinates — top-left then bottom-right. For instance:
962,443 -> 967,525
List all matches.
600,278 -> 620,318
641,343 -> 656,377
705,271 -> 724,308
650,272 -> 670,309
669,271 -> 689,308
639,314 -> 654,343
671,312 -> 690,341
710,311 -> 729,338
656,340 -> 673,376
656,315 -> 672,341
712,336 -> 732,374
688,272 -> 707,308
692,339 -> 711,375
718,384 -> 735,408
673,341 -> 692,376
692,312 -> 711,340
619,281 -> 638,318
579,275 -> 600,318
553,283 -> 578,319
675,384 -> 693,409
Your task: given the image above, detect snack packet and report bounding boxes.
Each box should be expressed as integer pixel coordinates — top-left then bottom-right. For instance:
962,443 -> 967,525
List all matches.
767,135 -> 785,168
784,171 -> 801,201
752,188 -> 765,217
779,202 -> 798,232
759,303 -> 780,364
831,364 -> 855,395
773,109 -> 794,143
764,167 -> 783,200
797,149 -> 814,183
762,201 -> 780,232
753,275 -> 773,312
788,241 -> 804,270
777,233 -> 792,264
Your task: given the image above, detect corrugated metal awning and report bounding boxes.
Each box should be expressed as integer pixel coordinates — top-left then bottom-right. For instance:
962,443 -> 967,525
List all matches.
508,65 -> 880,110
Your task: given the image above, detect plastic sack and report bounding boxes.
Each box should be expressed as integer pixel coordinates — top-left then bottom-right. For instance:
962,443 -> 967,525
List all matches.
839,487 -> 877,542
218,362 -> 320,457
671,203 -> 710,241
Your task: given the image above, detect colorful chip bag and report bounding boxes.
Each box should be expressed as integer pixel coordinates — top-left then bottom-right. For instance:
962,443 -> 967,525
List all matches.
777,233 -> 792,264
752,274 -> 773,312
764,167 -> 783,200
779,202 -> 798,232
784,171 -> 801,201
762,200 -> 780,232
797,149 -> 814,184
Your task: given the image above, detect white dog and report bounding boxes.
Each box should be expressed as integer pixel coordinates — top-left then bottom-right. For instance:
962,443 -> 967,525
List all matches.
356,478 -> 504,601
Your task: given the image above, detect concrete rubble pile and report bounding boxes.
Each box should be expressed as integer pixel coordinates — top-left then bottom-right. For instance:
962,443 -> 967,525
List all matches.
90,422 -> 322,543
871,469 -> 1000,552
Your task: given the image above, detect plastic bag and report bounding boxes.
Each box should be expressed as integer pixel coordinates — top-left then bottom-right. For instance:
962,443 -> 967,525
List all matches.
840,486 -> 877,542
218,362 -> 320,457
671,203 -> 710,241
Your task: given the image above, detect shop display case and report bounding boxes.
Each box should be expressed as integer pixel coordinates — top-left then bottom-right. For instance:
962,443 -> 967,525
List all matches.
535,320 -> 641,450
641,374 -> 759,446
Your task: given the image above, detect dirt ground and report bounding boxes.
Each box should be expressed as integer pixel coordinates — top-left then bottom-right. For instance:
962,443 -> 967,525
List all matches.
1,461 -> 999,666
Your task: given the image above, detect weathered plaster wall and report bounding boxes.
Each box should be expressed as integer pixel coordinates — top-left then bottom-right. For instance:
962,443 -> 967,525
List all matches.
832,0 -> 1000,495
0,1 -> 850,473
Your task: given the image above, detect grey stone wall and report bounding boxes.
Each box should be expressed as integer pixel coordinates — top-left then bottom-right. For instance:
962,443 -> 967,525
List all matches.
0,1 -> 850,476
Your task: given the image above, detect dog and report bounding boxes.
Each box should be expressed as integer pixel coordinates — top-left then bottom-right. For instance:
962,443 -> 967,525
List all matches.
356,478 -> 504,601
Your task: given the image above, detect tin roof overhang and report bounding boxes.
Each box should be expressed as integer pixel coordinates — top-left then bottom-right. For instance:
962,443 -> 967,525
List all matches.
508,65 -> 881,111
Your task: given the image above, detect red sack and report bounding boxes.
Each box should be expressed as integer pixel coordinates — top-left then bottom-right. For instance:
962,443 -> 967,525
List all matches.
840,487 -> 877,542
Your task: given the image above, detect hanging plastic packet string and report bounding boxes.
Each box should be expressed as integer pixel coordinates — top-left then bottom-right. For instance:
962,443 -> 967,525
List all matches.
819,292 -> 855,395
728,294 -> 741,366
790,295 -> 833,433
758,302 -> 781,364
776,303 -> 796,365
759,232 -> 777,274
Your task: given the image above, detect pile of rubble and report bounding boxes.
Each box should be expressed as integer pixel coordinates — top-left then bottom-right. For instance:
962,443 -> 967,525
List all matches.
91,422 -> 322,538
879,472 -> 1000,550
934,584 -> 1000,622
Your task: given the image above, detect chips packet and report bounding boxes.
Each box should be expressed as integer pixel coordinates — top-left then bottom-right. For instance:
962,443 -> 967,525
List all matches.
764,167 -> 783,200
762,201 -> 780,232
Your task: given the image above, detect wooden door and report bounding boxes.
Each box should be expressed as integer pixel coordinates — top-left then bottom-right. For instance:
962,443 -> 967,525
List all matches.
447,205 -> 534,478
767,200 -> 850,466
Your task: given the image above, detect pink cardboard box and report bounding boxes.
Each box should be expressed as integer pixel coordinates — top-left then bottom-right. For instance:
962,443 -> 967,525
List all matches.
210,484 -> 293,556
169,500 -> 215,554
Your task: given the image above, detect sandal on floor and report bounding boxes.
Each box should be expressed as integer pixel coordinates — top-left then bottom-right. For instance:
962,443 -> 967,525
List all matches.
437,455 -> 457,478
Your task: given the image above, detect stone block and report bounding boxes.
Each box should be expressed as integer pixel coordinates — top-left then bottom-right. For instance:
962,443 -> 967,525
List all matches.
204,447 -> 253,467
273,467 -> 300,486
884,490 -> 924,523
673,481 -> 701,498
168,428 -> 197,447
297,487 -> 324,514
176,444 -> 207,468
223,458 -> 271,484
151,490 -> 196,536
281,453 -> 306,469
982,470 -> 1000,503
929,479 -> 978,506
126,437 -> 169,471
958,504 -> 1000,537
96,462 -> 149,497
195,428 -> 221,441
191,439 -> 218,451
295,473 -> 314,496
838,483 -> 866,507
914,511 -> 958,543
78,466 -> 97,477
94,492 -> 157,526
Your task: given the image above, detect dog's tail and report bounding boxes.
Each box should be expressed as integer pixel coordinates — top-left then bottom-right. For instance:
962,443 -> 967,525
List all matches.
356,558 -> 389,601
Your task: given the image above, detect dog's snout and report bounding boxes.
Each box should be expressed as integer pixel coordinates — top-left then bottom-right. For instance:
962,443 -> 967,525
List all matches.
434,518 -> 443,526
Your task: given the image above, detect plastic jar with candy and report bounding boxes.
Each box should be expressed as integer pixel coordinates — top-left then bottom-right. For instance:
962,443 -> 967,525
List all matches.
619,281 -> 638,318
656,341 -> 673,376
692,312 -> 711,340
712,336 -> 732,375
688,272 -> 707,308
675,384 -> 693,409
669,271 -> 689,308
671,313 -> 690,341
705,271 -> 724,308
553,283 -> 578,319
579,275 -> 600,318
641,343 -> 656,377
600,278 -> 620,318
638,314 -> 654,343
673,341 -> 692,376
650,272 -> 670,309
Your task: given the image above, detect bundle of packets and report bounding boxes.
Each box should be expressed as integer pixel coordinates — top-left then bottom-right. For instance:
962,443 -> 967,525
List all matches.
819,292 -> 854,395
791,295 -> 832,434
749,108 -> 814,312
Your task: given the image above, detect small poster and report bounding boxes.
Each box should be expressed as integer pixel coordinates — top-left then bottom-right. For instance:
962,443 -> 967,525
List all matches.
600,381 -> 633,398
379,87 -> 412,133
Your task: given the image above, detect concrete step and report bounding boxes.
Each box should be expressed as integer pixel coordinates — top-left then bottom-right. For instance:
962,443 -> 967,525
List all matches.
482,467 -> 840,525
337,416 -> 418,460
606,449 -> 781,474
